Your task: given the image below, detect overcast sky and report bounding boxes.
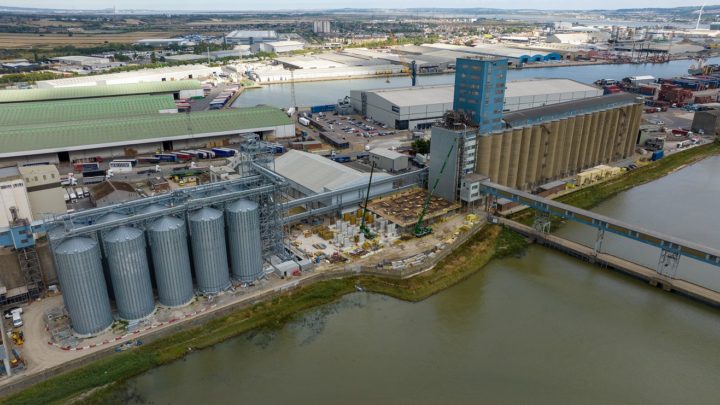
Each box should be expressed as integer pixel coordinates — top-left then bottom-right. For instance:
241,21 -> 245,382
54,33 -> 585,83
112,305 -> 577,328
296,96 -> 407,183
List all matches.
3,1 -> 714,11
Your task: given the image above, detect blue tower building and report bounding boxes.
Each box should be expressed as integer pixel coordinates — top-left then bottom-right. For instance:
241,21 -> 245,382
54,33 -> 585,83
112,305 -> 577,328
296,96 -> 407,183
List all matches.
452,57 -> 508,133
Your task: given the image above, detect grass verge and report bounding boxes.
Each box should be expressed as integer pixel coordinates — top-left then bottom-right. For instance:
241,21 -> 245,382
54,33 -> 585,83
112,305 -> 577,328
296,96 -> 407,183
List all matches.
5,224 -> 519,405
511,141 -> 720,225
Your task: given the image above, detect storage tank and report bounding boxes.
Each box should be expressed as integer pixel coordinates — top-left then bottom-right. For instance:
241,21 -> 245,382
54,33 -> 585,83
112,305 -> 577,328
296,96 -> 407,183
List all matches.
95,212 -> 128,300
189,207 -> 231,293
226,199 -> 263,282
147,215 -> 194,307
104,226 -> 155,321
54,237 -> 113,337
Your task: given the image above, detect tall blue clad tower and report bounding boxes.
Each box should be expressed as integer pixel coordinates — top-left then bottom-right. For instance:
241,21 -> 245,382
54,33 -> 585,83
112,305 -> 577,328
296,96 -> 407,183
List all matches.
452,57 -> 508,133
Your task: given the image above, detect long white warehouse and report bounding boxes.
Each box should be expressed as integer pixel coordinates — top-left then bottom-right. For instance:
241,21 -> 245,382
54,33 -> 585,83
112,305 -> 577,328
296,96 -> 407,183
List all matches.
37,65 -> 219,88
349,78 -> 603,130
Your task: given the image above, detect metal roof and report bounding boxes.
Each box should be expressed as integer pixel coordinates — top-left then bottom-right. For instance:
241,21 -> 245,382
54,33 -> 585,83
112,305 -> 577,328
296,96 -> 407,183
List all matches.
370,148 -> 408,160
0,95 -> 178,126
503,93 -> 641,127
274,150 -> 389,194
362,78 -> 600,108
0,106 -> 292,157
0,80 -> 202,103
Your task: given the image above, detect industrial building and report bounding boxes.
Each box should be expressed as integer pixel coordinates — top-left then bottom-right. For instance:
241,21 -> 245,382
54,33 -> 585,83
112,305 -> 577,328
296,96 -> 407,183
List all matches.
0,81 -> 204,104
475,93 -> 641,191
36,65 -> 218,88
369,148 -> 410,172
0,167 -> 32,228
50,56 -> 113,70
0,105 -> 294,165
422,43 -> 563,66
349,78 -> 603,130
429,59 -> 643,203
250,64 -> 401,83
226,30 -> 279,45
274,150 -> 391,196
251,40 -> 305,54
691,109 -> 720,135
314,20 -> 332,34
135,38 -> 191,47
17,165 -> 66,220
454,57 -> 508,133
164,54 -> 209,63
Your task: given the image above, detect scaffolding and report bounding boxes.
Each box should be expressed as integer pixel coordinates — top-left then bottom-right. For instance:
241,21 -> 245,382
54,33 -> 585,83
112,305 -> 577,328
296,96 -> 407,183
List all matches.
18,246 -> 44,299
46,147 -> 290,266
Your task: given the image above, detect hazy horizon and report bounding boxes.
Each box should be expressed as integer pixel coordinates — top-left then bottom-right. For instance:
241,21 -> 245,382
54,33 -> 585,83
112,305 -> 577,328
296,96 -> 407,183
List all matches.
0,1 -> 714,12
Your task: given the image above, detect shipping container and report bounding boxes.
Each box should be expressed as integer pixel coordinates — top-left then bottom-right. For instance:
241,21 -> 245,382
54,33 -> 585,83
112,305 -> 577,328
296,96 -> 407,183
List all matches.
299,117 -> 311,126
330,155 -> 351,163
651,150 -> 664,161
74,162 -> 100,172
211,147 -> 237,157
169,152 -> 192,161
155,153 -> 178,162
197,149 -> 216,159
109,161 -> 134,172
137,156 -> 160,164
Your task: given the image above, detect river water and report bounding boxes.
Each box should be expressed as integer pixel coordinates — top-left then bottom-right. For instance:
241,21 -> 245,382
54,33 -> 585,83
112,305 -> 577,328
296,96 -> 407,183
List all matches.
233,57 -> 720,109
123,158 -> 720,404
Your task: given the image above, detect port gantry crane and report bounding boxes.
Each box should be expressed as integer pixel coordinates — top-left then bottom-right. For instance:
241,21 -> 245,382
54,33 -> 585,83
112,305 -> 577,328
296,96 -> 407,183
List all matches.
359,162 -> 376,240
414,141 -> 455,238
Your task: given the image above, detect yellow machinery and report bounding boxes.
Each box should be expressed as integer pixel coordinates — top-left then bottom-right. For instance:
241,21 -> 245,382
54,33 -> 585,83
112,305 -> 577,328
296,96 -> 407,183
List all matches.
11,330 -> 23,346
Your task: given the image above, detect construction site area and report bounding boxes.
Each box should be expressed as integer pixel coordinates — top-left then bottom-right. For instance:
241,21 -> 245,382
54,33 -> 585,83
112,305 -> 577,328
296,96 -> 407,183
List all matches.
367,188 -> 460,229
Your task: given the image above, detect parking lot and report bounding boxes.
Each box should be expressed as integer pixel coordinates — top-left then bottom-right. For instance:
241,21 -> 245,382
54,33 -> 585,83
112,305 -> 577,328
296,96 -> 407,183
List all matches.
298,113 -> 416,156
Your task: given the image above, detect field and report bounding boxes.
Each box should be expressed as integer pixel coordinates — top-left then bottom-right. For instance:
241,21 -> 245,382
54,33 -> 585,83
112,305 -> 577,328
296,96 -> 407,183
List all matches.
0,32 -> 181,49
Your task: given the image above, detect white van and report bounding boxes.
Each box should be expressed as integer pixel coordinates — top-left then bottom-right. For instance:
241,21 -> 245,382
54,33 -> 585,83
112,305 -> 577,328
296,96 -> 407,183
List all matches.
12,311 -> 23,327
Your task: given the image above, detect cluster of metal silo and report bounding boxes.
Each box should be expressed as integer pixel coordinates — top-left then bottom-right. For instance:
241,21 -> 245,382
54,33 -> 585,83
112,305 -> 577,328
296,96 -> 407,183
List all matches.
51,193 -> 271,336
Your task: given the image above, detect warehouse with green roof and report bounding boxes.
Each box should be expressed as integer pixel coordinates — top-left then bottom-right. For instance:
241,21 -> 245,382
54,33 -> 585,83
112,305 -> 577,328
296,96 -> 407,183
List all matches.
0,80 -> 204,103
0,102 -> 294,164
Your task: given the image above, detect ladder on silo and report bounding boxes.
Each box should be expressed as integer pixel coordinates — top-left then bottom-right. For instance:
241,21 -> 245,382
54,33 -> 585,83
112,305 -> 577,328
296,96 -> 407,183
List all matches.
17,246 -> 44,299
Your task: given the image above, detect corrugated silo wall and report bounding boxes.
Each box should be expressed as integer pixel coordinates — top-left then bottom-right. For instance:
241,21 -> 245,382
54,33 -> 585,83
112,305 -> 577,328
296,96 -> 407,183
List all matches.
507,129 -> 523,189
625,104 -> 642,157
591,111 -> 607,165
556,117 -> 576,177
488,133 -> 502,181
543,120 -> 560,180
476,135 -> 492,177
577,114 -> 597,171
603,108 -> 625,163
601,109 -> 620,164
612,106 -> 630,161
516,127 -> 532,190
498,130 -> 513,186
528,126 -> 543,189
569,115 -> 586,175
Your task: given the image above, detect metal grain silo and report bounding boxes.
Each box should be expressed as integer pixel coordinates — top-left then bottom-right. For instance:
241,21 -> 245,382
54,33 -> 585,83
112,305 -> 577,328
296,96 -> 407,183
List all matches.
54,237 -> 113,337
104,226 -> 155,321
226,199 -> 263,282
147,215 -> 194,307
189,207 -> 231,294
95,212 -> 127,300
